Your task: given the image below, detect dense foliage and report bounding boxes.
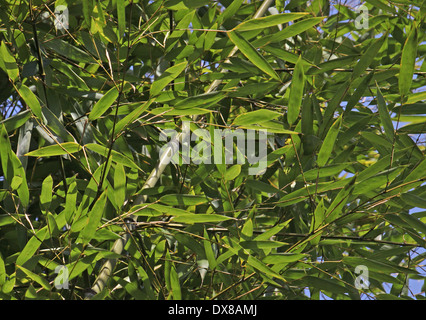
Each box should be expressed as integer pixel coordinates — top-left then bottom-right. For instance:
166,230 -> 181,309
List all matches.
0,0 -> 426,300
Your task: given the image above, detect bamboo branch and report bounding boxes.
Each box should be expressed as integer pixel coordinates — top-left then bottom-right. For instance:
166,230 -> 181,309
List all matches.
86,0 -> 275,298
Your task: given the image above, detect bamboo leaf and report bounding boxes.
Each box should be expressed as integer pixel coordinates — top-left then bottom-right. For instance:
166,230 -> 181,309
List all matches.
317,116 -> 342,166
0,41 -> 19,81
17,84 -> 43,120
40,175 -> 53,214
262,253 -> 307,265
174,91 -> 226,109
304,276 -> 348,295
224,164 -> 241,181
89,87 -> 119,120
117,0 -> 126,36
287,55 -> 305,125
228,30 -> 280,81
77,190 -> 108,245
234,13 -> 309,31
0,124 -> 29,207
26,142 -> 82,157
254,17 -> 325,47
84,143 -> 142,171
399,25 -> 417,97
159,194 -> 209,206
16,227 -> 48,266
16,265 -> 51,291
343,256 -> 417,275
352,33 -> 387,80
376,83 -> 394,141
172,214 -> 233,224
150,61 -> 187,97
114,163 -> 126,209
233,109 -> 281,127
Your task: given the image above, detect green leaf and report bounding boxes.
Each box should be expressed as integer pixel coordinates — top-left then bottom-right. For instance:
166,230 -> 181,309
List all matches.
228,30 -> 280,81
246,255 -> 285,281
40,175 -> 53,214
16,227 -> 48,266
401,193 -> 426,209
352,33 -> 387,80
63,180 -> 78,224
172,214 -> 233,224
217,0 -> 243,24
117,0 -> 126,36
262,253 -> 306,264
254,17 -> 325,47
0,124 -> 29,207
174,91 -> 226,109
376,82 -> 394,142
287,55 -> 305,125
232,109 -> 281,126
304,276 -> 348,295
42,38 -> 93,64
234,13 -> 309,31
398,211 -> 426,235
399,25 -> 417,97
254,220 -> 292,241
404,158 -> 426,183
343,256 -> 417,275
203,229 -> 217,269
77,190 -> 108,245
16,265 -> 50,291
150,61 -> 187,97
113,99 -> 153,135
0,41 -> 19,81
159,194 -> 209,206
317,116 -> 342,166
306,55 -> 359,75
0,110 -> 31,133
84,143 -> 142,171
169,262 -> 181,299
224,164 -> 241,181
240,240 -> 288,250
25,142 -> 82,157
0,252 -> 5,286
311,198 -> 326,232
89,87 -> 119,120
17,84 -> 43,120
114,163 -> 126,209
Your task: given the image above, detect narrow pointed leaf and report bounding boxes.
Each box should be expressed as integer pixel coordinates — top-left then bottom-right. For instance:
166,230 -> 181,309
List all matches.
399,25 -> 417,97
228,30 -> 280,81
352,33 -> 386,80
317,116 -> 342,166
376,83 -> 394,141
233,109 -> 281,126
40,175 -> 53,213
17,84 -> 43,120
26,142 -> 82,157
89,87 -> 119,120
287,55 -> 305,125
78,190 -> 108,245
254,17 -> 325,47
16,265 -> 51,291
0,41 -> 19,81
234,13 -> 309,31
150,61 -> 187,97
